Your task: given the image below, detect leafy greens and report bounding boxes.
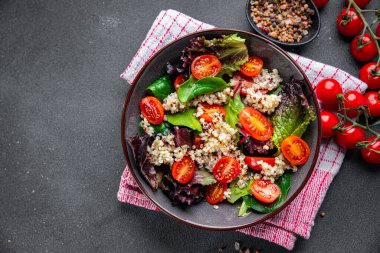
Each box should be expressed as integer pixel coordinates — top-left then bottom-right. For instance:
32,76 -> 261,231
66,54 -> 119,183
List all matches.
224,93 -> 245,130
146,75 -> 174,101
242,173 -> 292,213
177,75 -> 227,103
181,34 -> 248,77
270,78 -> 316,150
166,108 -> 202,132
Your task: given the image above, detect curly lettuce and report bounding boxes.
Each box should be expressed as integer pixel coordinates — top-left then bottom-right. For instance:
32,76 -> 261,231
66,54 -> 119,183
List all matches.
181,34 -> 248,77
270,78 -> 316,150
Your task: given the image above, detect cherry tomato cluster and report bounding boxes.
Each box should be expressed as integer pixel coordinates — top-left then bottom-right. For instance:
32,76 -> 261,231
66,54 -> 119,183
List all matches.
316,78 -> 380,164
334,0 -> 380,91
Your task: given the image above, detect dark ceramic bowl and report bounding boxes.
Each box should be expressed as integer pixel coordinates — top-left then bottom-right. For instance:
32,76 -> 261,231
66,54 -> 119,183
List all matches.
245,0 -> 321,46
121,29 -> 321,230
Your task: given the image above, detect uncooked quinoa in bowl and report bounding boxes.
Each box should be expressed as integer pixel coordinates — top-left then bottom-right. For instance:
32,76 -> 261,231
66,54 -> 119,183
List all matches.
126,33 -> 317,217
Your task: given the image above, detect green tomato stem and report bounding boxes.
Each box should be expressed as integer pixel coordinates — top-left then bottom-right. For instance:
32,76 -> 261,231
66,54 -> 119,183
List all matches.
348,0 -> 380,67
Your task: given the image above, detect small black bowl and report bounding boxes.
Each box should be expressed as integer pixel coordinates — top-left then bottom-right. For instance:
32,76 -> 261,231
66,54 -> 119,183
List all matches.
245,0 -> 321,46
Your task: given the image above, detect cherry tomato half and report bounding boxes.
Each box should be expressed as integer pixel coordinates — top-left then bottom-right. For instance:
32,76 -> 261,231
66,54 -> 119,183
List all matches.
281,136 -> 311,165
197,103 -> 226,123
205,182 -> 227,205
239,107 -> 273,141
140,96 -> 165,125
345,0 -> 371,8
321,111 -> 340,138
336,123 -> 366,149
341,90 -> 367,118
251,179 -> 281,204
240,56 -> 263,77
174,74 -> 186,91
191,55 -> 222,80
364,91 -> 380,118
312,0 -> 329,8
315,78 -> 343,106
171,156 -> 196,184
360,136 -> 380,164
359,62 -> 380,90
336,8 -> 364,37
351,34 -> 378,62
213,156 -> 241,183
244,157 -> 275,170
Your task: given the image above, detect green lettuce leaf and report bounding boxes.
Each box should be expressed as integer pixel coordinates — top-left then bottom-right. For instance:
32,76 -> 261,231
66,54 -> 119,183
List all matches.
204,34 -> 249,76
177,75 -> 227,103
188,170 -> 216,186
225,93 -> 245,130
227,179 -> 252,204
166,108 -> 202,132
146,75 -> 174,101
270,78 -> 316,150
242,173 -> 292,214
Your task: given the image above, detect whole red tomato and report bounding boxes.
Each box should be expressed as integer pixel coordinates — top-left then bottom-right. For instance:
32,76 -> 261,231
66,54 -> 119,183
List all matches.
360,136 -> 380,164
337,8 -> 364,37
351,34 -> 378,62
341,90 -> 367,118
336,123 -> 366,149
321,111 -> 340,138
377,23 -> 380,37
315,78 -> 343,106
345,0 -> 371,8
313,0 -> 329,8
364,91 -> 380,118
360,62 -> 380,90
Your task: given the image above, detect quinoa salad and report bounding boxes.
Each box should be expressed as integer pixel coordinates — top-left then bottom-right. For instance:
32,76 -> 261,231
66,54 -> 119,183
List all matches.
128,34 -> 316,216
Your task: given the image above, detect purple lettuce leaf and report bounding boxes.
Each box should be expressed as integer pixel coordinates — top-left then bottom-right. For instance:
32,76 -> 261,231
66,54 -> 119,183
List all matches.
159,175 -> 203,206
242,137 -> 276,156
127,134 -> 160,191
173,126 -> 193,147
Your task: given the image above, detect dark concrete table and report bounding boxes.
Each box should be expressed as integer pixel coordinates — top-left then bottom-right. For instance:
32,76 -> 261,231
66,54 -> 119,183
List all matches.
1,0 -> 379,252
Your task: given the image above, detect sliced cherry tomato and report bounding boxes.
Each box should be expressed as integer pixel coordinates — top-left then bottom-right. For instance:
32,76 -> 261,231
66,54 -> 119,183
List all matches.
205,182 -> 227,205
191,55 -> 222,80
193,134 -> 204,149
213,156 -> 241,183
345,0 -> 371,8
244,157 -> 275,170
171,156 -> 196,184
250,179 -> 281,204
315,78 -> 343,106
321,111 -> 340,138
336,8 -> 364,37
174,74 -> 186,91
336,123 -> 366,149
351,34 -> 378,62
239,107 -> 273,141
360,136 -> 380,164
364,91 -> 380,118
197,103 -> 226,123
359,62 -> 380,90
240,56 -> 263,77
281,136 -> 310,165
312,0 -> 329,8
140,96 -> 164,125
341,90 -> 367,118
232,72 -> 254,96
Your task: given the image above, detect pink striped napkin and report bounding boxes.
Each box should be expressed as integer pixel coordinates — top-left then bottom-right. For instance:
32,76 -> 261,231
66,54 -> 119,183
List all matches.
118,9 -> 367,250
